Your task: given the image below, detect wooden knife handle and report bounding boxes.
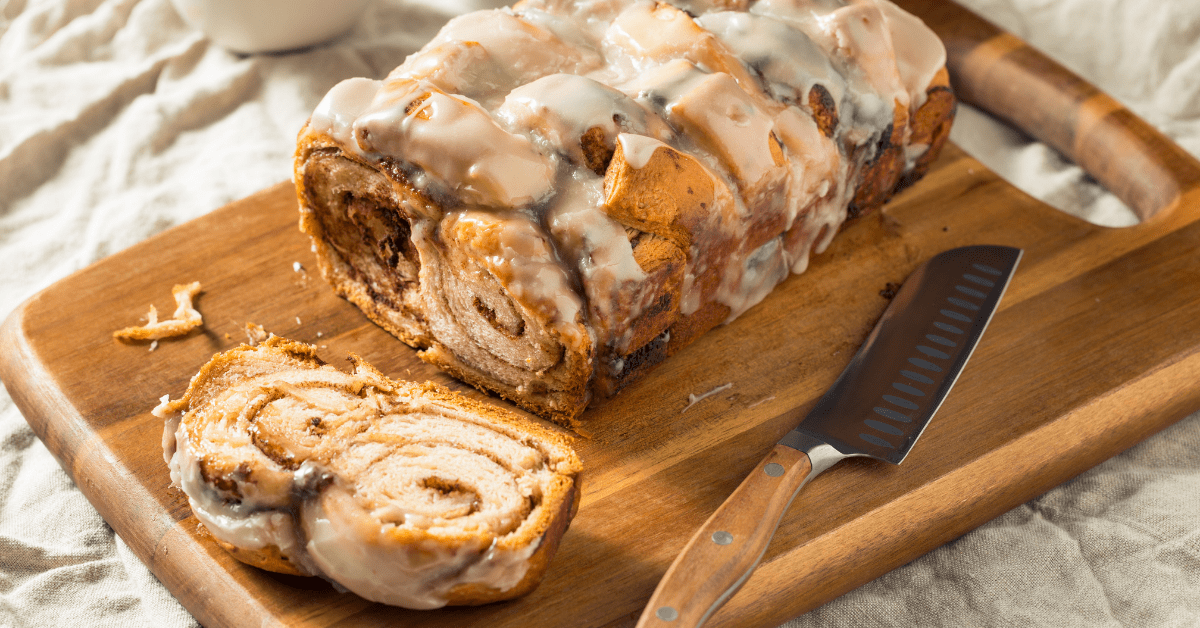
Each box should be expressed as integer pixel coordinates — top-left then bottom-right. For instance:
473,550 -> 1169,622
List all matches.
635,444 -> 815,628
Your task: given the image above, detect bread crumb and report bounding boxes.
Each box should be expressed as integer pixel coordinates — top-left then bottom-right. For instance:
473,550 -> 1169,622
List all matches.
151,394 -> 173,419
149,340 -> 158,352
293,261 -> 310,288
747,395 -> 775,409
295,317 -> 302,325
681,382 -> 733,414
114,282 -> 203,341
245,322 -> 271,346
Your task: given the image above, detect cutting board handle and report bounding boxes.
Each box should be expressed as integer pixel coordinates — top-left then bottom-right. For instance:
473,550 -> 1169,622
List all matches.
897,0 -> 1200,222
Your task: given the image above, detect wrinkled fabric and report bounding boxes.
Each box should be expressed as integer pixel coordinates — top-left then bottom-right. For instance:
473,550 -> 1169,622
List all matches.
0,0 -> 1197,626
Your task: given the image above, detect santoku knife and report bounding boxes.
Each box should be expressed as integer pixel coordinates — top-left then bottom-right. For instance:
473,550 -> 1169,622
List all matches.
636,245 -> 1022,627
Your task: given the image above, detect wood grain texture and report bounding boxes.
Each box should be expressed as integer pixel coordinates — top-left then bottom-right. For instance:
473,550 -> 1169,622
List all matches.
636,445 -> 814,628
894,0 -> 1200,220
3,2 -> 1200,627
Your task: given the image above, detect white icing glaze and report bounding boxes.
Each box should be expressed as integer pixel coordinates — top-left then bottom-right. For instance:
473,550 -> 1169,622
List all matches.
679,270 -> 701,315
905,141 -> 930,171
452,210 -> 584,335
549,172 -> 646,288
421,9 -> 603,96
168,425 -> 319,576
496,73 -> 670,166
157,395 -> 178,464
608,3 -> 705,64
819,1 -> 910,110
309,77 -> 382,149
620,59 -> 782,199
717,236 -> 790,321
662,68 -> 781,190
389,40 -> 509,103
697,11 -> 846,108
877,0 -> 946,109
302,484 -> 538,610
547,170 -> 652,347
615,132 -> 669,170
774,105 -> 842,225
621,56 -> 711,114
354,82 -> 555,208
299,0 -> 948,365
163,356 -> 579,610
751,0 -> 907,140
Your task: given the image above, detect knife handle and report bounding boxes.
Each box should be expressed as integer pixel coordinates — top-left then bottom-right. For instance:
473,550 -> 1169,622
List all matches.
635,444 -> 816,628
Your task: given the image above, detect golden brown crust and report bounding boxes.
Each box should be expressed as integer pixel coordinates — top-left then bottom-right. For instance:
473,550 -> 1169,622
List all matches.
208,533 -> 310,577
902,67 -> 957,187
297,131 -> 593,426
112,282 -> 204,342
296,135 -> 434,349
598,139 -> 749,385
615,3 -> 761,91
848,100 -> 910,219
667,300 -> 733,355
443,474 -> 581,605
588,231 -> 686,397
808,84 -> 839,139
166,338 -> 582,607
163,336 -> 323,417
580,125 -> 615,175
624,234 -> 686,352
292,4 -> 958,423
602,140 -> 718,252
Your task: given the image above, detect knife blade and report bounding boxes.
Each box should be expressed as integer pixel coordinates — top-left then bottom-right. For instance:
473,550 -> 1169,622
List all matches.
635,245 -> 1022,628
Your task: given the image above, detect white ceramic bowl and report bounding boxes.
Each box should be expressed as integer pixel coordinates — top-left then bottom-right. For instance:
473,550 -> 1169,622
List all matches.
171,0 -> 374,54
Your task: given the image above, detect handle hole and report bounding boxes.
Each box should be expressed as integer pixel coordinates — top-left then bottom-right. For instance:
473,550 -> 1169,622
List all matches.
951,105 -> 1139,227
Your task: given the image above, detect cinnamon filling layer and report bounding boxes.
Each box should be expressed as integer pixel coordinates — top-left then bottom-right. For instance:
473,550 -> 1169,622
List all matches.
294,0 -> 955,423
157,339 -> 582,609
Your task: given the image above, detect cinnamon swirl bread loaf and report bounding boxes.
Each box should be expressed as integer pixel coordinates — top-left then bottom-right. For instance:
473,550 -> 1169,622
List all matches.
155,338 -> 582,609
294,0 -> 956,425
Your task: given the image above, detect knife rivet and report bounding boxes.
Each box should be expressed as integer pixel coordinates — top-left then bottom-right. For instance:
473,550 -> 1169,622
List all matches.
712,531 -> 733,545
764,462 -> 785,477
656,606 -> 678,621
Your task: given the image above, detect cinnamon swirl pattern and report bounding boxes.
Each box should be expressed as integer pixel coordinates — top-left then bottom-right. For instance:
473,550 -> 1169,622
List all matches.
294,0 -> 956,424
155,338 -> 582,609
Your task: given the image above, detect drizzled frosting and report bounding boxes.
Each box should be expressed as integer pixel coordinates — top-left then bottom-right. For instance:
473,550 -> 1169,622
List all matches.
697,10 -> 846,108
496,73 -> 671,168
356,81 -> 556,207
301,0 -> 948,383
158,340 -> 582,609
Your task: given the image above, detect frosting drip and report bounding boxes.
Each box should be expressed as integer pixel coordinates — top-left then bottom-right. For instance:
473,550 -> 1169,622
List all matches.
159,340 -> 582,609
299,0 -> 949,397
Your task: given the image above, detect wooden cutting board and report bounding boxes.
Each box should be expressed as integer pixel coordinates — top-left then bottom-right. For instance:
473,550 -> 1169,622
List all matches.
3,2 -> 1200,627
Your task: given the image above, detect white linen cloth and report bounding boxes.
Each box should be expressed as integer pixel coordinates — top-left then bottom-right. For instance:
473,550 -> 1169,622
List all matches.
0,1 -> 1197,626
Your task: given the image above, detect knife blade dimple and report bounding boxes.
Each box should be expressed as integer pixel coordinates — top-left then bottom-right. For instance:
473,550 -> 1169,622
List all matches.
637,246 -> 1022,628
789,244 -> 1022,464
